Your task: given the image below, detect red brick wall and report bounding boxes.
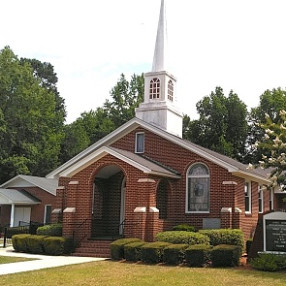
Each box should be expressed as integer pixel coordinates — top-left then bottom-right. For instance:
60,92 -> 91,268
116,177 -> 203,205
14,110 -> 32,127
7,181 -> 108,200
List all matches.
58,126 -> 271,242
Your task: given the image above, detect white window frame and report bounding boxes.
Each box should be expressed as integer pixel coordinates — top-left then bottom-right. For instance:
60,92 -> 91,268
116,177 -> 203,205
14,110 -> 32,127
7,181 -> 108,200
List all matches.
245,182 -> 252,214
258,185 -> 264,213
44,204 -> 52,224
186,163 -> 210,214
135,132 -> 145,154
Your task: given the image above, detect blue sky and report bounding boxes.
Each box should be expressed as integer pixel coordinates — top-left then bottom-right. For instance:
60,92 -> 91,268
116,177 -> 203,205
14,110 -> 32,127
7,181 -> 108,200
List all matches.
1,0 -> 286,123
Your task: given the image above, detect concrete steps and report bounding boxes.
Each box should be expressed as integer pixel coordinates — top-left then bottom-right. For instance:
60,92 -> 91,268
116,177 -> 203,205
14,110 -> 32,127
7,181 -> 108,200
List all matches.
72,240 -> 111,258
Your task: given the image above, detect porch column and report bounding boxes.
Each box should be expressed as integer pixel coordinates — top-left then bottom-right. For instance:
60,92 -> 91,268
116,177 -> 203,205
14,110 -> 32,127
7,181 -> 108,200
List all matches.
10,204 -> 15,227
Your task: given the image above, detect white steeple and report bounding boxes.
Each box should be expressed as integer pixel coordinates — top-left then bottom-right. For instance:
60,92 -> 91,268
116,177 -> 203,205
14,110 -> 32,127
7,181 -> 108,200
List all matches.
152,0 -> 168,72
135,0 -> 183,138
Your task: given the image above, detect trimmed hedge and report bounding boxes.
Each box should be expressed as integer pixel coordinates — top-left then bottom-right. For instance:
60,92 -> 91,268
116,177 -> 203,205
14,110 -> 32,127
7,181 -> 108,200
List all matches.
124,241 -> 146,262
172,224 -> 196,232
110,238 -> 142,260
199,229 -> 244,254
26,235 -> 46,254
163,244 -> 188,265
186,244 -> 212,267
12,234 -> 74,255
141,242 -> 170,264
211,244 -> 241,267
250,253 -> 286,272
37,224 -> 62,237
156,231 -> 210,245
12,234 -> 31,252
43,236 -> 74,255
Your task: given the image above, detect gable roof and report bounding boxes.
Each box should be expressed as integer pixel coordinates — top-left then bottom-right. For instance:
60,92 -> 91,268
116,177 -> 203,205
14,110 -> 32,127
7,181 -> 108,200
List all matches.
58,146 -> 180,179
0,188 -> 41,205
0,175 -> 58,196
46,117 -> 270,185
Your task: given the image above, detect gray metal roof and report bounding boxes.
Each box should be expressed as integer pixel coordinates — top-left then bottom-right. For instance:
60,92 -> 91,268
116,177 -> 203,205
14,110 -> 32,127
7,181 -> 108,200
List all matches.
0,175 -> 57,196
110,147 -> 180,178
0,189 -> 41,205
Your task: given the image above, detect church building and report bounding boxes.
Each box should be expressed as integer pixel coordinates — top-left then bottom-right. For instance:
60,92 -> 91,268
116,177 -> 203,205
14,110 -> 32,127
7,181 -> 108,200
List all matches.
45,0 -> 275,257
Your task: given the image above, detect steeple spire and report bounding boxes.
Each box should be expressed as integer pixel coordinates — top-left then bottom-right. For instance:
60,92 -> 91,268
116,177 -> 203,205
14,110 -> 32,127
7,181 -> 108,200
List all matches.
152,0 -> 168,72
135,0 -> 183,138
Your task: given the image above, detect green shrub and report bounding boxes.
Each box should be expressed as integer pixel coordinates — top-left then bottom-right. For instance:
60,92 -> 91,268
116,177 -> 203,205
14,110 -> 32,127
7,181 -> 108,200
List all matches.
12,234 -> 31,252
185,244 -> 212,267
26,235 -> 46,254
172,224 -> 196,232
43,236 -> 74,255
36,224 -> 62,236
6,226 -> 29,238
156,231 -> 209,245
211,244 -> 241,267
163,244 -> 188,265
110,238 -> 141,260
141,242 -> 170,264
246,239 -> 253,255
250,253 -> 286,272
124,241 -> 146,262
199,229 -> 244,255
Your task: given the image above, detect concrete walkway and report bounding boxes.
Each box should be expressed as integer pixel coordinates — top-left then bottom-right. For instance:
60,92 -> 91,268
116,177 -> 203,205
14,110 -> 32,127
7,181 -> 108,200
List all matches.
0,246 -> 106,275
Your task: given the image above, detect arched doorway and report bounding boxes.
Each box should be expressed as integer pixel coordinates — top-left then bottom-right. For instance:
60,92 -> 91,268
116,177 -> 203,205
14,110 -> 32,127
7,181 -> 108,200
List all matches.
91,165 -> 125,238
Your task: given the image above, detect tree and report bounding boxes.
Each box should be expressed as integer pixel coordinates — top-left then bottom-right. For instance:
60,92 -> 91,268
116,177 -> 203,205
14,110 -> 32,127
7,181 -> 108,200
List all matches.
247,88 -> 286,164
0,46 -> 66,183
104,73 -> 144,128
59,73 -> 143,163
184,87 -> 248,160
255,110 -> 286,190
60,108 -> 115,163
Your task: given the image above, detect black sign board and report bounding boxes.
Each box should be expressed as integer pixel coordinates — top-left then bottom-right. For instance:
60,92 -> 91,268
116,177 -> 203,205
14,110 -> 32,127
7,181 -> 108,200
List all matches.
265,220 -> 286,252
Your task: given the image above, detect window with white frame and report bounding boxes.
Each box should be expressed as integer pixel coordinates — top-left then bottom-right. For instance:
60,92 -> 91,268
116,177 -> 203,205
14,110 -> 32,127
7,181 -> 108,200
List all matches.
149,78 -> 160,99
44,205 -> 52,224
245,182 -> 251,213
186,163 -> 210,213
135,132 -> 145,153
258,186 -> 263,213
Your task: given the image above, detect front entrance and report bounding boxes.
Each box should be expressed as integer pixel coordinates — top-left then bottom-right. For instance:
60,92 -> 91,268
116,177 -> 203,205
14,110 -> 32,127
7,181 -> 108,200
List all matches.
91,165 -> 125,238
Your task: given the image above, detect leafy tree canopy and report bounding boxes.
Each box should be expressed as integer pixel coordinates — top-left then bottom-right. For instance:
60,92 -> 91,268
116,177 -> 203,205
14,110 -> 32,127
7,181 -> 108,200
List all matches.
255,110 -> 286,190
183,87 -> 248,161
0,46 -> 66,183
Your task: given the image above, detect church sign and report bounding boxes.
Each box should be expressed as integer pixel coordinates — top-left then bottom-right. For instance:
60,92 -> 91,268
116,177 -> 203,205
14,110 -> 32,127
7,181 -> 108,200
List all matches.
263,212 -> 286,253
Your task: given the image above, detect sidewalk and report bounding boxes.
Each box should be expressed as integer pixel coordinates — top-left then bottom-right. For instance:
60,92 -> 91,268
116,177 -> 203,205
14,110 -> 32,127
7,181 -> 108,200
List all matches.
0,246 -> 106,275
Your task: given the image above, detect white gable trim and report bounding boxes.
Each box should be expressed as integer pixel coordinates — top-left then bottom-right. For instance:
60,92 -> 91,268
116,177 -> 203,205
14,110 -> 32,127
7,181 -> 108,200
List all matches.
59,146 -> 180,179
46,117 -> 270,183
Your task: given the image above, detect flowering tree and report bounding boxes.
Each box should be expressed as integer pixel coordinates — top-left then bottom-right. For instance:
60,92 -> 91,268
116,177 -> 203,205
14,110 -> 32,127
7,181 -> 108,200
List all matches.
256,110 -> 286,190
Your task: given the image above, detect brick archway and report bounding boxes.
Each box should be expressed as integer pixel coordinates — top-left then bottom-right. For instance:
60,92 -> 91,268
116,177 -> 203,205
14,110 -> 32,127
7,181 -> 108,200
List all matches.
91,165 -> 125,238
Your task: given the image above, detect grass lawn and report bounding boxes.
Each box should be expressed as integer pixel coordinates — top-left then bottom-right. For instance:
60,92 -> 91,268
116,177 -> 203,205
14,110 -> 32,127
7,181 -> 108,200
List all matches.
0,256 -> 35,264
0,260 -> 285,286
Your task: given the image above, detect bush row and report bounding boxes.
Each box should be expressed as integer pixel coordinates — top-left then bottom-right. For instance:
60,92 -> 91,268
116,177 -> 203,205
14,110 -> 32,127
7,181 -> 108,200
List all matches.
12,234 -> 74,255
110,238 -> 241,267
250,253 -> 286,272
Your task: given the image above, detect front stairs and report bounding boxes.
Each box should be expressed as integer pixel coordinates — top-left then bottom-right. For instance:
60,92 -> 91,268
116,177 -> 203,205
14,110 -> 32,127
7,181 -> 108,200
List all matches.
72,240 -> 111,258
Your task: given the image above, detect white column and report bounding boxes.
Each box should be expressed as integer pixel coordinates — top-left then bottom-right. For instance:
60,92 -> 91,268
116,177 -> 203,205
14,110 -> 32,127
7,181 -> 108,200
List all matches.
10,204 -> 15,227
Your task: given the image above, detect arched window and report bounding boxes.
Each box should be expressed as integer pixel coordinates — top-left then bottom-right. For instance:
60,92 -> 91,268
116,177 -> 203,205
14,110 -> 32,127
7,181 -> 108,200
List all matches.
186,163 -> 210,212
149,78 -> 160,99
168,80 -> 174,101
